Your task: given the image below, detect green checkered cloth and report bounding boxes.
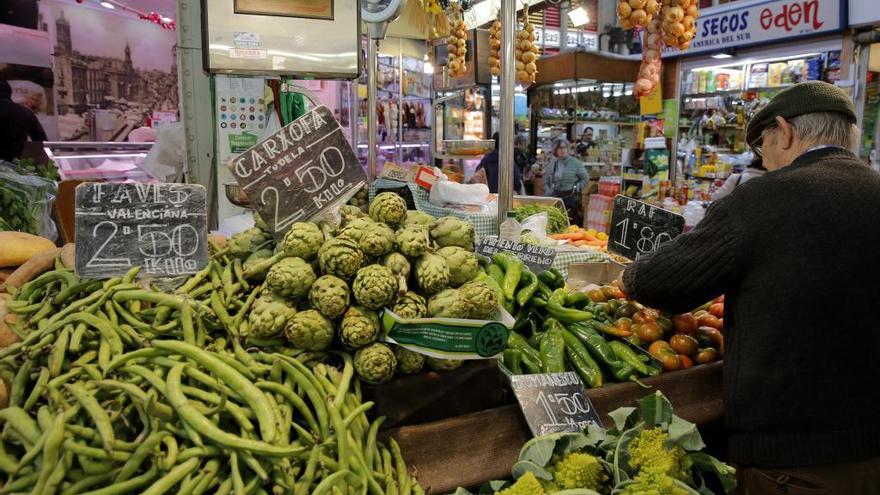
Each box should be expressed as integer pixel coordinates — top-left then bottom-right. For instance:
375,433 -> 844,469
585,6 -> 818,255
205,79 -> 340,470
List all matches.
552,249 -> 613,280
369,179 -> 499,239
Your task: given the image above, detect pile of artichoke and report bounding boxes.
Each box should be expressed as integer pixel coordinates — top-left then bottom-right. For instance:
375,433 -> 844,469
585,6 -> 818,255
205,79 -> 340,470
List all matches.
233,192 -> 498,385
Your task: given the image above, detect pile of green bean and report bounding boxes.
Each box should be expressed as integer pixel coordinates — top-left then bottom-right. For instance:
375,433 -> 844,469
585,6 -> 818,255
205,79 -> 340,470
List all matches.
0,265 -> 422,495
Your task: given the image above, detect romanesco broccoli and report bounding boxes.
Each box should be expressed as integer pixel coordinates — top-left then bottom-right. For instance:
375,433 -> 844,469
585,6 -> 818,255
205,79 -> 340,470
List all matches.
628,428 -> 693,484
496,471 -> 545,495
617,468 -> 689,495
551,452 -> 608,492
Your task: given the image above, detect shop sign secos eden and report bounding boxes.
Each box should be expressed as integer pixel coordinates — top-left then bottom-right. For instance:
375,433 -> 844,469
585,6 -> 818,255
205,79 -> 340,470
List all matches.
660,0 -> 845,56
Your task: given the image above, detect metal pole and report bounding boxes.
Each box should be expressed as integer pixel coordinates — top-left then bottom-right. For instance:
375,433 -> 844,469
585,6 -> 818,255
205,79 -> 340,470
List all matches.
367,38 -> 379,180
497,0 -> 516,228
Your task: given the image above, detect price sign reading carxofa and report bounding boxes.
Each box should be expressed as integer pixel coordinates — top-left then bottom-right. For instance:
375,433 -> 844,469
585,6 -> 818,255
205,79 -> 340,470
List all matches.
74,183 -> 208,279
609,195 -> 684,261
230,105 -> 366,237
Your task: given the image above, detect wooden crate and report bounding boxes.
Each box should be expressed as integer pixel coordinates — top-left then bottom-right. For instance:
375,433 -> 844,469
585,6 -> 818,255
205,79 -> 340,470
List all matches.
385,362 -> 722,494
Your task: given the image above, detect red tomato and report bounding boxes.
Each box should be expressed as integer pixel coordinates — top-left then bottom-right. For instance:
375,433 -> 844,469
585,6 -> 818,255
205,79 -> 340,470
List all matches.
671,313 -> 698,334
679,354 -> 694,369
715,295 -> 725,303
633,310 -> 657,324
709,303 -> 724,319
697,313 -> 723,330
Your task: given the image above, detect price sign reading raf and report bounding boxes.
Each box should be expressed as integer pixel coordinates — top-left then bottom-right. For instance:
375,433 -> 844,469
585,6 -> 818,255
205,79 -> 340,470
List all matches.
74,183 -> 209,279
609,195 -> 685,260
229,105 -> 367,238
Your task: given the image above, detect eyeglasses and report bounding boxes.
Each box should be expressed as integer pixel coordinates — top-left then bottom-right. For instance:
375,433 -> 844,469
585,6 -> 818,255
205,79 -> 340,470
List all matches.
752,125 -> 777,158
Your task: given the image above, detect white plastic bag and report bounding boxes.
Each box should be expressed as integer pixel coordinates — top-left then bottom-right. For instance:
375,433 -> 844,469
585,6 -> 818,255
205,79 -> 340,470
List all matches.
142,123 -> 186,182
429,179 -> 489,206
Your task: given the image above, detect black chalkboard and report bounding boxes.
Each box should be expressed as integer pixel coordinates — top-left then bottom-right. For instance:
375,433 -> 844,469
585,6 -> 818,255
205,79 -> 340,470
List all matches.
74,183 -> 209,279
229,105 -> 367,238
476,237 -> 556,273
609,195 -> 685,261
511,372 -> 603,437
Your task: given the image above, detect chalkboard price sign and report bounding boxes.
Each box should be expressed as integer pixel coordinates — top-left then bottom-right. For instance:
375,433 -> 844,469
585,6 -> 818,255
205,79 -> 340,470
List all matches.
74,183 -> 209,279
476,237 -> 556,273
511,372 -> 603,437
229,105 -> 366,237
609,195 -> 685,260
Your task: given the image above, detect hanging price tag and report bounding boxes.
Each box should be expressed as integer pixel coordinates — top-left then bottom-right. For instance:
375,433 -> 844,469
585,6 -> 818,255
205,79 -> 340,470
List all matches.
511,372 -> 603,437
609,195 -> 684,260
229,105 -> 366,238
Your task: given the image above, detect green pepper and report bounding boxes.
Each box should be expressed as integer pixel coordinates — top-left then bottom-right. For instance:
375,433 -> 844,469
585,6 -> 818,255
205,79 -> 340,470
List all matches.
608,340 -> 650,376
539,320 -> 566,374
537,270 -> 558,289
548,268 -> 565,288
506,331 -> 543,374
560,327 -> 604,388
564,291 -> 591,309
487,264 -> 505,289
502,350 -> 524,375
549,288 -> 568,306
513,307 -> 532,333
566,323 -> 627,374
516,271 -> 539,308
493,253 -> 524,301
545,303 -> 594,324
536,280 -> 553,300
479,272 -> 506,307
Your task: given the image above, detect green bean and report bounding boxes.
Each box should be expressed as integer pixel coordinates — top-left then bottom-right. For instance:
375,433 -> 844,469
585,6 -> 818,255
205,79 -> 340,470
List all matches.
59,470 -> 116,495
49,326 -> 71,377
0,442 -> 19,474
9,358 -> 34,408
230,452 -> 245,495
29,300 -> 57,324
211,349 -> 256,380
104,348 -> 170,375
210,291 -> 236,338
114,430 -> 168,483
72,350 -> 96,366
177,446 -> 222,463
180,386 -> 255,432
163,364 -> 300,456
138,457 -> 199,495
327,402 -> 349,472
255,382 -> 318,434
69,323 -> 88,353
277,360 -> 329,440
178,264 -> 212,294
364,416 -> 385,472
110,300 -> 152,333
148,358 -> 241,401
152,341 -> 277,444
312,470 -> 353,495
215,478 -> 233,495
104,300 -> 119,328
190,459 -> 221,495
160,435 -> 179,471
0,407 -> 41,446
1,469 -> 40,492
349,436 -> 385,495
389,438 -> 411,495
93,380 -> 174,420
80,466 -> 158,495
30,412 -> 66,494
343,402 -> 374,429
14,426 -> 47,473
239,449 -> 269,480
65,383 -> 114,451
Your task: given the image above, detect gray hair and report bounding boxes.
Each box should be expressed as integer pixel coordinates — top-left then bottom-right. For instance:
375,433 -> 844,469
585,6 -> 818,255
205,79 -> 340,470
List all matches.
552,138 -> 569,152
789,112 -> 860,151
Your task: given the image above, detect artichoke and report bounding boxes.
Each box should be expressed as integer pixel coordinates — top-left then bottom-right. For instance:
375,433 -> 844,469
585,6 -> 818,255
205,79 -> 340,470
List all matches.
318,237 -> 364,280
225,228 -> 273,259
459,279 -> 499,319
354,343 -> 397,384
430,216 -> 475,250
266,257 -> 316,300
340,306 -> 381,349
278,222 -> 324,260
340,204 -> 367,222
308,275 -> 350,319
369,192 -> 407,228
337,217 -> 374,242
247,294 -> 297,338
284,309 -> 335,351
395,226 -> 431,258
427,357 -> 464,372
359,223 -> 395,257
436,246 -> 480,287
352,264 -> 398,310
404,210 -> 435,227
414,253 -> 450,295
391,291 -> 427,319
427,289 -> 472,319
242,248 -> 274,281
394,346 -> 426,375
381,252 -> 411,295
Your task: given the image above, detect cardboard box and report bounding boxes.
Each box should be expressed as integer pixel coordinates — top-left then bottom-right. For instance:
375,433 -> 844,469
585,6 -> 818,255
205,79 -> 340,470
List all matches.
565,261 -> 626,292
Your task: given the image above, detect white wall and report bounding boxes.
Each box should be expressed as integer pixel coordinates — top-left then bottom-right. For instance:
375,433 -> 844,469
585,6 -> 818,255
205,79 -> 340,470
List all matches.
849,0 -> 880,28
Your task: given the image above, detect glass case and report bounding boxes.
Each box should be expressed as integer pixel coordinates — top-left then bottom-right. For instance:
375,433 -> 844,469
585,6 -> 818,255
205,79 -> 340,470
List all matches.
41,142 -> 156,182
433,86 -> 492,183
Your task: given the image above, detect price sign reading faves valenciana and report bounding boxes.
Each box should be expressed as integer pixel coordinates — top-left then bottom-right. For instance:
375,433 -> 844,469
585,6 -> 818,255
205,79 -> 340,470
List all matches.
511,372 -> 603,437
74,183 -> 209,279
609,195 -> 684,261
229,105 -> 366,237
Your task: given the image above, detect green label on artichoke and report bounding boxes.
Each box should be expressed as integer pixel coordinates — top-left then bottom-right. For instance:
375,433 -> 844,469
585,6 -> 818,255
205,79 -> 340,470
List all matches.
382,309 -> 513,359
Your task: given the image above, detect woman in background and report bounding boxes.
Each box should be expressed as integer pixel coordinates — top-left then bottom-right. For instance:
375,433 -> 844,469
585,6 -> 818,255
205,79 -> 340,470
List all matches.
545,138 -> 588,226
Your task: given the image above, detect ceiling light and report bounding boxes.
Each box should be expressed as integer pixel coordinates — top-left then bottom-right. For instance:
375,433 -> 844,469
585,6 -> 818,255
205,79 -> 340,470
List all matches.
423,61 -> 434,74
711,49 -> 736,59
100,1 -> 115,8
568,6 -> 590,27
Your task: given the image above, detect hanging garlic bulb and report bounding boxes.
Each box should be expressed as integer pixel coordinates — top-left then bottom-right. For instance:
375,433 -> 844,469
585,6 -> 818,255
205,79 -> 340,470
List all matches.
446,4 -> 468,77
515,4 -> 539,85
488,13 -> 501,77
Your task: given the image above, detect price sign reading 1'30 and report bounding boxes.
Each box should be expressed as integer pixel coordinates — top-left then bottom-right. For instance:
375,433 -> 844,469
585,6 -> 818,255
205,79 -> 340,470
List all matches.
229,105 -> 367,238
609,195 -> 685,261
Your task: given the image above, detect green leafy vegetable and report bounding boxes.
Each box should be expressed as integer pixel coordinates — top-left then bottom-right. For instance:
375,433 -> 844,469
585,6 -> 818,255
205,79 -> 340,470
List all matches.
513,204 -> 569,234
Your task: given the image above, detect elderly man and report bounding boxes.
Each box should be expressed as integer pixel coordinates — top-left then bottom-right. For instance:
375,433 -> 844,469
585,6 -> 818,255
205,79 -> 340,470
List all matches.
0,80 -> 47,162
622,81 -> 880,493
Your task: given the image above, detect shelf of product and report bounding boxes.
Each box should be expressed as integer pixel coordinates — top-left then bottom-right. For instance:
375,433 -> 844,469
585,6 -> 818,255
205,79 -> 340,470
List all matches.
677,51 -> 843,163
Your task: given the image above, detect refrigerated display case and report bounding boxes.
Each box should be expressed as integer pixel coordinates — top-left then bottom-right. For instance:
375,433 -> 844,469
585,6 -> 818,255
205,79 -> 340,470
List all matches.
40,142 -> 156,182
